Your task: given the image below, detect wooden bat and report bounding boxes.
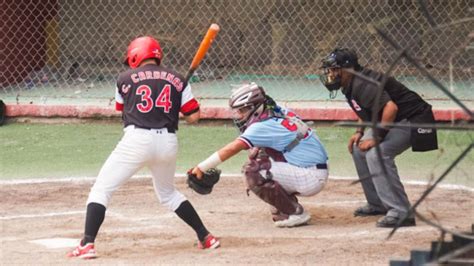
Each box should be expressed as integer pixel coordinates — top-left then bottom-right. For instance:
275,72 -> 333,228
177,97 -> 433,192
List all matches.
185,23 -> 220,83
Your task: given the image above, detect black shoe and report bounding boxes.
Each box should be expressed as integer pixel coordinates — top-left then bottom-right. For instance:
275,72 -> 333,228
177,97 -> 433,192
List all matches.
353,205 -> 387,217
376,216 -> 416,228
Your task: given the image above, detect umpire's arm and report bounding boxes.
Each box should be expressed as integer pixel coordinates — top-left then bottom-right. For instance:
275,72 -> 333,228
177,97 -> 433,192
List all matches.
358,100 -> 398,151
380,100 -> 398,126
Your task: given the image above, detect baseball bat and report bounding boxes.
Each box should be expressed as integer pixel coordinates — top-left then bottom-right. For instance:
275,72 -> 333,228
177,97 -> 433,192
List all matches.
185,23 -> 220,83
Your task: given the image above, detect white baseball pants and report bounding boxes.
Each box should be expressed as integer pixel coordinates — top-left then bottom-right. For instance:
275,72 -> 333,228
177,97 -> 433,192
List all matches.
87,125 -> 186,211
268,161 -> 329,196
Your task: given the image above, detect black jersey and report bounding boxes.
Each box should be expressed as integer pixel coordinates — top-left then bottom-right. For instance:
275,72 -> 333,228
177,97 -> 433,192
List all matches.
115,64 -> 199,131
342,68 -> 429,122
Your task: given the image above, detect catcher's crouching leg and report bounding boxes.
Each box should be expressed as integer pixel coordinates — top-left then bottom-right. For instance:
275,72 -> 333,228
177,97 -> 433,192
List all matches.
243,159 -> 303,218
269,195 -> 299,222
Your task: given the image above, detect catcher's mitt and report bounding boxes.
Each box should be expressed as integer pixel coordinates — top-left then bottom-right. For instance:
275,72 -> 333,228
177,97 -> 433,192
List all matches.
187,168 -> 221,195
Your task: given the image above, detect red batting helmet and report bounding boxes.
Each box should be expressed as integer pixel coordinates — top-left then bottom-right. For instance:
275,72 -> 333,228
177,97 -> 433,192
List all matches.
124,36 -> 163,69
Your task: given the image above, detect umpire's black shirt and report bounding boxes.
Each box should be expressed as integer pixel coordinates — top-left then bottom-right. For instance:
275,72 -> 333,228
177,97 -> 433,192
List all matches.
342,67 -> 438,151
342,68 -> 429,122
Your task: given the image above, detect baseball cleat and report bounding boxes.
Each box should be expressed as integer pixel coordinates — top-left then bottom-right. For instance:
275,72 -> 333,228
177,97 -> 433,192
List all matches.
376,216 -> 416,228
198,234 -> 220,249
67,242 -> 97,259
274,211 -> 311,228
353,204 -> 387,217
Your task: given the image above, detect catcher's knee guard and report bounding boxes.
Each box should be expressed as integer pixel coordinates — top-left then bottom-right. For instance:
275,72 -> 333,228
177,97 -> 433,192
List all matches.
243,157 -> 302,216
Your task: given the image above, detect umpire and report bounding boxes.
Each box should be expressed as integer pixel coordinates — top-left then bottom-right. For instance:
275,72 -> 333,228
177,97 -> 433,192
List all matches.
320,48 -> 438,228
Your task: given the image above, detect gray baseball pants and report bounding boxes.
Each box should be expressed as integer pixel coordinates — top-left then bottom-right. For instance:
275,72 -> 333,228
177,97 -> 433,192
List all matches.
352,124 -> 413,218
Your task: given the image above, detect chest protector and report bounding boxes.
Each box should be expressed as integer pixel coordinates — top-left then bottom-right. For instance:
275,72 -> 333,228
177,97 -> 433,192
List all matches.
282,115 -> 310,152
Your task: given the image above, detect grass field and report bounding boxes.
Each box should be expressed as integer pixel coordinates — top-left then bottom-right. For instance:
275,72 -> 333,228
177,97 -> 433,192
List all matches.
0,120 -> 472,186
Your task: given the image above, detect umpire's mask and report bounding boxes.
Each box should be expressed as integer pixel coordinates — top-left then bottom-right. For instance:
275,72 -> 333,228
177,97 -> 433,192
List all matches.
320,66 -> 342,92
320,48 -> 361,96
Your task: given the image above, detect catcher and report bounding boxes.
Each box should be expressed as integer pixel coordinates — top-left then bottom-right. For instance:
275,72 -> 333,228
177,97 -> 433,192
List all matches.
189,83 -> 329,227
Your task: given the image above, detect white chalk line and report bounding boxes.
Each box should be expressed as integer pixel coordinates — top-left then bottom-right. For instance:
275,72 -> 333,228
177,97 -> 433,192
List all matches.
12,221 -> 438,249
24,225 -> 438,249
1,174 -> 473,192
0,210 -> 85,220
252,226 -> 437,240
1,209 -> 175,222
329,176 -> 474,192
24,228 -> 417,250
0,201 -> 362,221
0,200 -> 450,248
23,225 -> 437,241
302,200 -> 366,206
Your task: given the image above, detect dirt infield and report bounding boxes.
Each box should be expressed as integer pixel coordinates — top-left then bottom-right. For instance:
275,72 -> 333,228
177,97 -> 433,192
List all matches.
1,177 -> 473,265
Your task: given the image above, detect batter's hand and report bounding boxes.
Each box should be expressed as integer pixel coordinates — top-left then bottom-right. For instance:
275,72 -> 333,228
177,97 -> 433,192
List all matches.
348,132 -> 363,153
358,139 -> 376,152
191,167 -> 204,179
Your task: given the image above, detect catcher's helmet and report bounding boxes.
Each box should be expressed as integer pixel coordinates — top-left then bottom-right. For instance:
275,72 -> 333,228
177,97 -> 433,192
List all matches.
124,36 -> 163,69
229,83 -> 267,132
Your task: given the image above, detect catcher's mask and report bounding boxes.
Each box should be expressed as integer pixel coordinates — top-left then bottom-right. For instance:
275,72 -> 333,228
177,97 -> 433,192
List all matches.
229,83 -> 267,132
320,48 -> 361,95
124,36 -> 163,69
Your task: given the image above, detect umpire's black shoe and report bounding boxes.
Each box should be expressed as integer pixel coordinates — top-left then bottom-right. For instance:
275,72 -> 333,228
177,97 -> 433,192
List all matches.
353,204 -> 387,217
376,216 -> 416,228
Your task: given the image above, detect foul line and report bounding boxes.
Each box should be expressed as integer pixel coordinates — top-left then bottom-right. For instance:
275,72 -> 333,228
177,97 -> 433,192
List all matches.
0,210 -> 127,221
0,210 -> 85,220
0,174 -> 473,192
330,176 -> 474,192
0,200 -> 364,221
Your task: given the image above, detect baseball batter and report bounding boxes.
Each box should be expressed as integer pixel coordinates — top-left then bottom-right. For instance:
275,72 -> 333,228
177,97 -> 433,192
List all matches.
67,36 -> 219,259
191,83 -> 329,227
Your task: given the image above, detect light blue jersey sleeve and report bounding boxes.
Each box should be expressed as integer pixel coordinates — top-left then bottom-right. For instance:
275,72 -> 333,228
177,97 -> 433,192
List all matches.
239,117 -> 328,167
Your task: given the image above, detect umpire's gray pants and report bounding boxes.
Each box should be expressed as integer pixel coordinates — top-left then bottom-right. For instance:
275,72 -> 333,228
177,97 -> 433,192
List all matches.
352,123 -> 413,218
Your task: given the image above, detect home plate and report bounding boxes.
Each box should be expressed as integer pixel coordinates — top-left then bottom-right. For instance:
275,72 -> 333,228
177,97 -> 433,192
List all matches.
29,238 -> 79,249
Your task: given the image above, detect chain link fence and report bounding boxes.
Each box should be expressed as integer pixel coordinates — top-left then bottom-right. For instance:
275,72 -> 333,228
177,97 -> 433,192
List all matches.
1,0 -> 473,105
1,1 -> 473,253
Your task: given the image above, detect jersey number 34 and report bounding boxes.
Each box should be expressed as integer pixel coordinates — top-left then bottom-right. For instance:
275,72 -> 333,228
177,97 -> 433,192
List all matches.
136,84 -> 172,113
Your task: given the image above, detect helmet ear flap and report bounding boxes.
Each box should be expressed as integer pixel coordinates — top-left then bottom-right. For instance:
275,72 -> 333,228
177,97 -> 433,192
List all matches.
130,55 -> 137,66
